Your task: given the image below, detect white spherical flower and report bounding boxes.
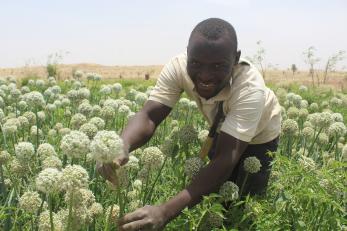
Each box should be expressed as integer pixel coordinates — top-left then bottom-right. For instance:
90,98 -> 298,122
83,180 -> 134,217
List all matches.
18,100 -> 28,110
188,101 -> 198,109
331,113 -> 344,122
133,179 -> 142,190
61,165 -> 89,191
64,188 -> 95,208
281,119 -> 298,135
79,123 -> 98,139
38,210 -> 62,231
89,117 -> 105,130
42,156 -> 62,169
106,204 -> 120,221
112,83 -> 122,93
35,79 -> 45,88
23,111 -> 36,125
21,86 -> 30,94
0,150 -> 11,165
118,104 -> 130,116
287,107 -> 299,119
37,111 -> 46,122
303,121 -> 313,128
100,85 -> 112,95
2,118 -> 20,135
179,125 -> 198,145
127,190 -> 138,201
60,130 -> 90,159
23,91 -> 45,108
328,122 -> 346,138
35,168 -> 62,194
70,113 -> 87,129
78,102 -> 93,116
299,85 -> 308,92
19,191 -> 42,214
90,130 -> 124,163
298,108 -> 309,120
17,116 -> 29,129
302,127 -> 314,139
317,112 -> 333,128
89,202 -> 103,217
91,105 -> 101,116
101,106 -> 115,120
298,155 -> 316,171
243,156 -> 262,173
219,181 -> 239,202
309,103 -> 319,112
46,104 -> 56,112
124,155 -> 139,171
9,158 -> 28,176
135,92 -> 148,105
318,133 -> 329,145
62,98 -> 71,107
103,99 -> 119,110
198,130 -> 209,144
330,97 -> 342,107
77,87 -> 90,99
178,98 -> 190,109
184,157 -> 204,180
141,146 -> 164,170
128,200 -> 141,212
74,70 -> 84,79
300,100 -> 309,109
59,127 -> 71,136
15,142 -> 35,162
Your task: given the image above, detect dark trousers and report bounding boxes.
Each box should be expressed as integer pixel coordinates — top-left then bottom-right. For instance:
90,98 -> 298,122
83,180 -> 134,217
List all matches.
208,136 -> 279,196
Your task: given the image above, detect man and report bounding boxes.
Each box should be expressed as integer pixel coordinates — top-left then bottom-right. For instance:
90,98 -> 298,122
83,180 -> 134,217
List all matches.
99,18 -> 281,230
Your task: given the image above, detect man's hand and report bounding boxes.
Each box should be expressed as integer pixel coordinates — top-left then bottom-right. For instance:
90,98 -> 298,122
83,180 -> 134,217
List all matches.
97,155 -> 129,185
118,205 -> 168,231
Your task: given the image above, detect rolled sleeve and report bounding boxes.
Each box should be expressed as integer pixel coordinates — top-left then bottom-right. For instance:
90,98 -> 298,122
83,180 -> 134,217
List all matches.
148,58 -> 182,108
220,88 -> 265,142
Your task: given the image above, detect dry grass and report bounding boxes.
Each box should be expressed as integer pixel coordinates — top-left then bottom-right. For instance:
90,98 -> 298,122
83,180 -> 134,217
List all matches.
0,64 -> 346,91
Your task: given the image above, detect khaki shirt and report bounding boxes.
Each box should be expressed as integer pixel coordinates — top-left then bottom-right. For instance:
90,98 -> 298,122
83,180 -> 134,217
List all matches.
148,52 -> 281,144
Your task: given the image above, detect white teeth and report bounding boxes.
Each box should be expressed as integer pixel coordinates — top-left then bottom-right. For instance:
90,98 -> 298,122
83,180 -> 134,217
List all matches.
199,82 -> 214,88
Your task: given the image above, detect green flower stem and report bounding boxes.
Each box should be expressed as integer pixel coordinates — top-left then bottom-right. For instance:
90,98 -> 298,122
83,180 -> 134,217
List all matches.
66,191 -> 74,231
145,156 -> 168,203
240,172 -> 249,197
48,194 -> 55,231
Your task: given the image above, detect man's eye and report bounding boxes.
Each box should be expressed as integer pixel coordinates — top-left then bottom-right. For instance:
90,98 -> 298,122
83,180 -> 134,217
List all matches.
214,63 -> 228,70
189,61 -> 200,67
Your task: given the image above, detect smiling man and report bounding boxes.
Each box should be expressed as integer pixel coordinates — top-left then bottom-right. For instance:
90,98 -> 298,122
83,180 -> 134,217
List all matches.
99,18 -> 281,230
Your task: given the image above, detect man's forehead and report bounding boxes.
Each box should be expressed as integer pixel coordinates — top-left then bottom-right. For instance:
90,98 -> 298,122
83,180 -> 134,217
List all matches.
187,34 -> 236,60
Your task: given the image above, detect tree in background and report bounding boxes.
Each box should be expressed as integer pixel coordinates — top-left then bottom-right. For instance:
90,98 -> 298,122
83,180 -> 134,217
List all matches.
322,50 -> 345,83
303,46 -> 320,86
250,41 -> 267,80
291,64 -> 297,79
46,50 -> 69,80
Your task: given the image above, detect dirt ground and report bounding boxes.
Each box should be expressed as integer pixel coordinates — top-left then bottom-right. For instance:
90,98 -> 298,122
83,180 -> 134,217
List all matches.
0,63 -> 346,91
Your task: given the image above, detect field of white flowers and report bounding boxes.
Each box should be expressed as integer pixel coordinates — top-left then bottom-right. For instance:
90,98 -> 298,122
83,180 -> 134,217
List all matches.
0,74 -> 346,231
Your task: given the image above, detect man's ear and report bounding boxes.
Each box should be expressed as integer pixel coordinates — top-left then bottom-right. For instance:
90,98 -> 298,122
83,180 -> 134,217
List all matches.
235,50 -> 241,65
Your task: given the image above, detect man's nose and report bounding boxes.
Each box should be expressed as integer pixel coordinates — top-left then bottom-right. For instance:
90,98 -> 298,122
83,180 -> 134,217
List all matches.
197,66 -> 214,82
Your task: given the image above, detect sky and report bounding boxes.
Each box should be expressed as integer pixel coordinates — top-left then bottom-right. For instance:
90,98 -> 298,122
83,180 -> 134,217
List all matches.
0,0 -> 346,70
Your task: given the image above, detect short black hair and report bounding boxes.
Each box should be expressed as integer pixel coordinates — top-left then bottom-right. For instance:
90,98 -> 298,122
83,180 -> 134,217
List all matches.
189,18 -> 238,51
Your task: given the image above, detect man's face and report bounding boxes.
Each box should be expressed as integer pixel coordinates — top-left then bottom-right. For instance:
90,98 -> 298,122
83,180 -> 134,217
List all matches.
187,34 -> 240,99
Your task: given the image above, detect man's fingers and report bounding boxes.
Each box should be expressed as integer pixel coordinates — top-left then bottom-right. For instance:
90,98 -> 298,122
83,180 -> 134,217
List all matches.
98,164 -> 118,185
119,219 -> 150,231
118,209 -> 146,226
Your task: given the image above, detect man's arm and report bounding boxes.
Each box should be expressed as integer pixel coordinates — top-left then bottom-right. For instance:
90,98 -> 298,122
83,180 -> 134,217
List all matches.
118,131 -> 248,230
162,131 -> 248,221
98,100 -> 171,183
121,100 -> 172,153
